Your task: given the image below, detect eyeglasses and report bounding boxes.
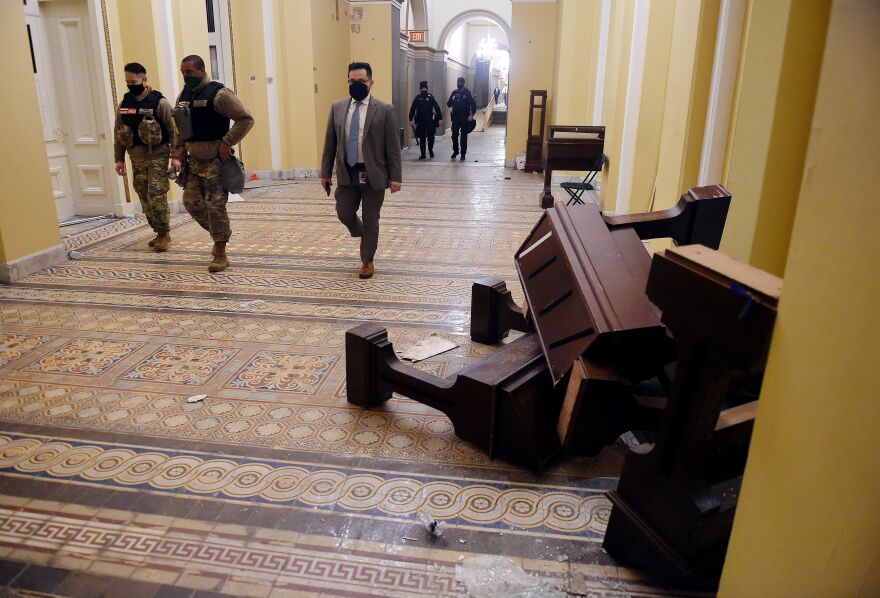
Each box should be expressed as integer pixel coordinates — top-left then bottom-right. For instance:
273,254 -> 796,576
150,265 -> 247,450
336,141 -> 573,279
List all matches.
348,79 -> 370,85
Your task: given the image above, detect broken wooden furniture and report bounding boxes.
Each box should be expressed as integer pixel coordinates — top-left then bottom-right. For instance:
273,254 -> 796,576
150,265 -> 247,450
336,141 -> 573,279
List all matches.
603,245 -> 781,589
524,90 -> 548,173
346,186 -> 732,469
471,185 -> 733,347
345,324 -> 564,469
539,125 -> 605,208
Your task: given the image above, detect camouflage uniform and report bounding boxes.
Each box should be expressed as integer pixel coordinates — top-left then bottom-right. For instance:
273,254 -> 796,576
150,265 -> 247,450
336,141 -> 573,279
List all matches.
113,86 -> 174,235
175,74 -> 253,246
131,150 -> 171,234
182,157 -> 230,242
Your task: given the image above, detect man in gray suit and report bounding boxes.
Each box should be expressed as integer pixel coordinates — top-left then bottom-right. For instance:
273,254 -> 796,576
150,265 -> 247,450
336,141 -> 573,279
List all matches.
321,62 -> 402,279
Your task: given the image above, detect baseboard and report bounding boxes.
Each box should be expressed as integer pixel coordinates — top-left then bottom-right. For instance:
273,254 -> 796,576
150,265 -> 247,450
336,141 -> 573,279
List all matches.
247,168 -> 319,181
0,243 -> 68,284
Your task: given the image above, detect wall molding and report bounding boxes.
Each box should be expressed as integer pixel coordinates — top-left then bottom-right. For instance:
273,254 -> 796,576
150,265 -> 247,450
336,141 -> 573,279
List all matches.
0,244 -> 68,284
698,0 -> 747,185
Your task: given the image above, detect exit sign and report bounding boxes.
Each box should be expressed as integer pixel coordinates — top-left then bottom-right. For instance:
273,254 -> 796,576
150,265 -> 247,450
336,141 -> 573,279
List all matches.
409,30 -> 425,43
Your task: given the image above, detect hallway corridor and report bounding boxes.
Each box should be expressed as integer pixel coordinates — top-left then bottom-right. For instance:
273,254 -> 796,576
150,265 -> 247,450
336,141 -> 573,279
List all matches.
0,126 -> 685,597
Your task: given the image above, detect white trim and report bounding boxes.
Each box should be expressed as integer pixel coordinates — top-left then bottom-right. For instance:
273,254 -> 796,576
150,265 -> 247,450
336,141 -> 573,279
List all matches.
350,0 -> 403,7
0,244 -> 68,284
156,0 -> 179,100
698,0 -> 746,185
614,0 -> 650,215
593,0 -> 611,125
437,10 -> 512,51
262,0 -> 282,171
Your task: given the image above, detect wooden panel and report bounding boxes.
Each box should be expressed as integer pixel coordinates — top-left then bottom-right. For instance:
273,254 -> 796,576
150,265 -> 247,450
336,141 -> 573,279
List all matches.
56,18 -> 99,145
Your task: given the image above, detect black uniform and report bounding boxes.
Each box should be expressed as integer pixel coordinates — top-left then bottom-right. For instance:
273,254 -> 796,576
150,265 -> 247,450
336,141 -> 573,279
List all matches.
409,92 -> 442,158
447,85 -> 477,159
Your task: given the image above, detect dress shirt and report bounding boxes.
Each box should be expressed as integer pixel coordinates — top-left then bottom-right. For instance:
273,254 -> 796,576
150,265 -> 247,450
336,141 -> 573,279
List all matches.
344,95 -> 370,165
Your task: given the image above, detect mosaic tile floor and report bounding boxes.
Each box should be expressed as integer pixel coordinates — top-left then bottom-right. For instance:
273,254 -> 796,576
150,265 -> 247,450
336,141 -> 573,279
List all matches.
0,127 -> 701,597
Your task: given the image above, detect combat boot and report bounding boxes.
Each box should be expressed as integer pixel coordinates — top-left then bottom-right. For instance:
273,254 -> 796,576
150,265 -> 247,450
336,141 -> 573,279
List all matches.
148,234 -> 160,247
209,242 -> 229,272
152,233 -> 171,252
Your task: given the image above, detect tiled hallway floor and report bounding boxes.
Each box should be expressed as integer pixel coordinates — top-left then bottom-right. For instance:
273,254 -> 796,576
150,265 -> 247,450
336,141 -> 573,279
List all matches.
0,127 -> 698,597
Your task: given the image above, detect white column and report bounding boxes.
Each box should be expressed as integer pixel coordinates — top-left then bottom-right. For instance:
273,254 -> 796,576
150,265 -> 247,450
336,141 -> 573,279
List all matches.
262,0 -> 282,171
592,0 -> 611,125
698,0 -> 746,185
614,0 -> 650,214
156,0 -> 180,100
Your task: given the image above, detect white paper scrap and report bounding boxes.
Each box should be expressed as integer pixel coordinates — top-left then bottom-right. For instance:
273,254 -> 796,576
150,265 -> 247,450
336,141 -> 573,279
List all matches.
400,334 -> 458,362
186,394 -> 207,404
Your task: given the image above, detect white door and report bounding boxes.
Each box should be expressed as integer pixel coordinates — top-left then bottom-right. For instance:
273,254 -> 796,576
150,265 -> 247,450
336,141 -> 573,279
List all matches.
207,0 -> 234,85
25,1 -> 75,220
38,0 -> 114,218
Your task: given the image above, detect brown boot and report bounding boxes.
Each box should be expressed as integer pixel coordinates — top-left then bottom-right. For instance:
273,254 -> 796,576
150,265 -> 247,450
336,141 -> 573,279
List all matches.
359,262 -> 374,279
148,234 -> 160,247
152,233 -> 171,252
209,242 -> 228,272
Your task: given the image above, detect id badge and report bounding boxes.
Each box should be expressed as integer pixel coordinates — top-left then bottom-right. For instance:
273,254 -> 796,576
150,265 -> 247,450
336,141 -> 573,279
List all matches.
358,171 -> 368,185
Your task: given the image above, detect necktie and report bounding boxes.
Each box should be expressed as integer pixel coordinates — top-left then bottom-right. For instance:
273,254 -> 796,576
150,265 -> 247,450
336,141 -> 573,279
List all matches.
347,101 -> 361,168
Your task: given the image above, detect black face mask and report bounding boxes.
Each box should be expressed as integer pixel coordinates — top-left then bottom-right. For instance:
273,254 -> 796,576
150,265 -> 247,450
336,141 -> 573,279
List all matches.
349,81 -> 369,102
127,84 -> 145,96
457,82 -> 464,90
420,90 -> 428,97
183,75 -> 203,90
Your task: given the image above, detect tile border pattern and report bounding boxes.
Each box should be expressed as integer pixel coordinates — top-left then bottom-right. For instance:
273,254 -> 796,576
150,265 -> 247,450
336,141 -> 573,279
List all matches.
0,433 -> 611,538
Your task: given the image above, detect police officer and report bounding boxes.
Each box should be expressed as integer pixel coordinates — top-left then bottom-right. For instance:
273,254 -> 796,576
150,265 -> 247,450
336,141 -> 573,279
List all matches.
172,55 -> 254,272
447,76 -> 477,161
408,81 -> 442,160
114,63 -> 177,252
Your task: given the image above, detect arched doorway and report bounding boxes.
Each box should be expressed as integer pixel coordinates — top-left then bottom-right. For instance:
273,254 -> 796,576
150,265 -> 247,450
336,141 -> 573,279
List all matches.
440,10 -> 510,155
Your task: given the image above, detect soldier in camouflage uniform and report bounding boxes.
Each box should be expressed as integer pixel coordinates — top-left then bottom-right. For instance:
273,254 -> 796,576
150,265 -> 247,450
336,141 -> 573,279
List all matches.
173,55 -> 254,272
114,62 -> 178,252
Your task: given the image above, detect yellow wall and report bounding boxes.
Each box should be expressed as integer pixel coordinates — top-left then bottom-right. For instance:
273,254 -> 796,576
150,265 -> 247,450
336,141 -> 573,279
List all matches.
506,1 -> 559,163
596,0 -> 635,211
118,2 -> 160,81
349,3 -> 393,102
653,0 -> 718,210
312,0 -> 352,165
628,1 -> 675,212
720,1 -> 880,594
172,0 -> 210,63
230,0 -> 272,171
276,1 -> 318,169
0,2 -> 61,263
721,0 -> 831,275
552,0 -> 601,126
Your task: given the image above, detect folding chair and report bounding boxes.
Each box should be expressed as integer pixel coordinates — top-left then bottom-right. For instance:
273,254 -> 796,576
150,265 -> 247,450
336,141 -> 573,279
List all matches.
561,154 -> 607,206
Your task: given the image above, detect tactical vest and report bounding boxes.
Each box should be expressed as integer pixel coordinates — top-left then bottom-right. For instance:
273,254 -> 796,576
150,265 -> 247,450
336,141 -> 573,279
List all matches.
177,82 -> 230,142
450,88 -> 473,120
119,90 -> 169,146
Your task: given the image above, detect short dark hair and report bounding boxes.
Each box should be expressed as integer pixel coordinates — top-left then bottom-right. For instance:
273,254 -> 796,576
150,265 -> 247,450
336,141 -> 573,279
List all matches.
181,55 -> 206,69
348,62 -> 372,79
124,62 -> 147,74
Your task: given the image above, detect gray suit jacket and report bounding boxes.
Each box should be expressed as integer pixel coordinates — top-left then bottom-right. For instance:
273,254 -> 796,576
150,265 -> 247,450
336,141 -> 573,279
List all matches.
321,96 -> 402,191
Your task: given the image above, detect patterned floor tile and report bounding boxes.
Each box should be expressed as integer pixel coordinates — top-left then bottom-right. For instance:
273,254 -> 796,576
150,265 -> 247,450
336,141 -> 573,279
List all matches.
123,344 -> 239,386
225,351 -> 338,395
0,333 -> 55,368
21,338 -> 143,377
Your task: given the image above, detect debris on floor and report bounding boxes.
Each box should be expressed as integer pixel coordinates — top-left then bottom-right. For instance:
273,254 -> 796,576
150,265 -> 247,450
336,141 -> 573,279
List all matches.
399,333 -> 458,362
455,556 -> 566,598
239,299 -> 267,308
417,511 -> 446,538
186,394 -> 207,404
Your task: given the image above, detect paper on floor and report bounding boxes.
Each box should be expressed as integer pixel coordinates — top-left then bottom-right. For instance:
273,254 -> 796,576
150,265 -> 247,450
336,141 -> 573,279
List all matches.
399,334 -> 458,362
